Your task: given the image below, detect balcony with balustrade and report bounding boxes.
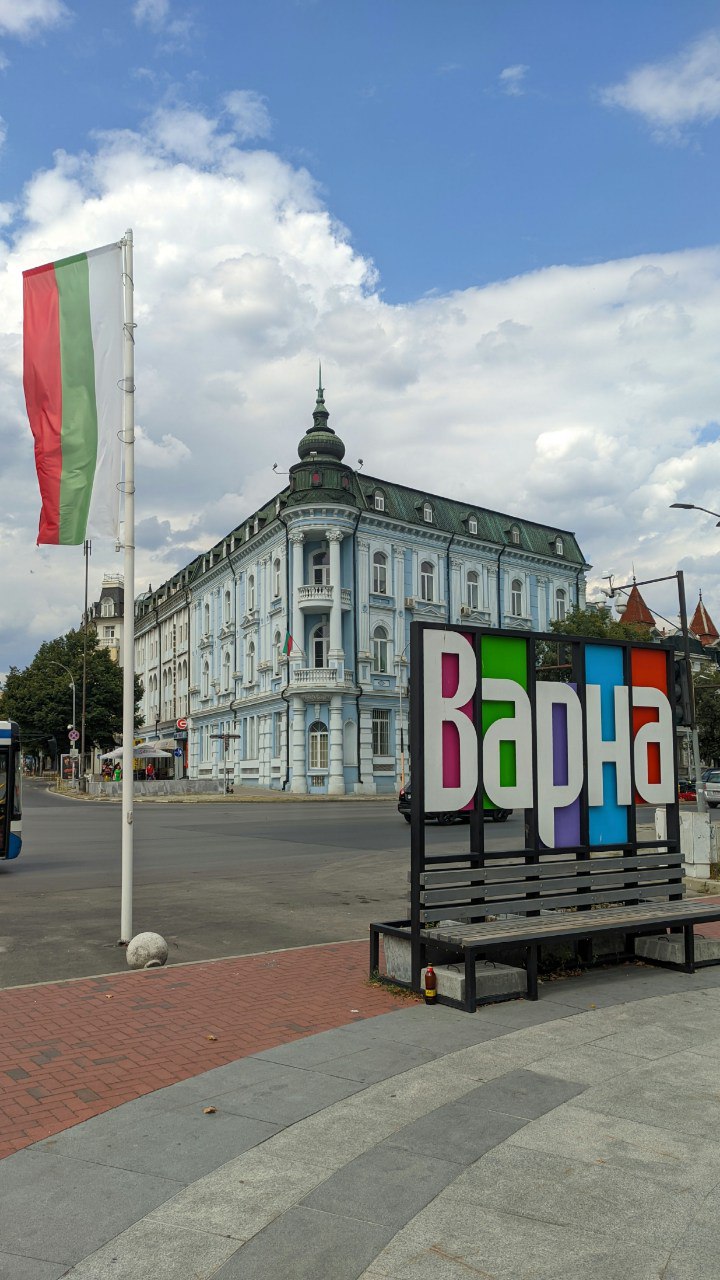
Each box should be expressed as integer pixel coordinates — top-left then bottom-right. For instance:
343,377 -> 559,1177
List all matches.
297,585 -> 352,611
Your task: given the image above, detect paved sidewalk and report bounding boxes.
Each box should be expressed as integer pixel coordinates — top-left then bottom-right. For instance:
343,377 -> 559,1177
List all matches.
0,942 -> 411,1159
3,954 -> 720,1278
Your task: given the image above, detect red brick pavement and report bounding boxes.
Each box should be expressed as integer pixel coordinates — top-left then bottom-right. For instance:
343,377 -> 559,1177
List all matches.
0,942 -> 416,1160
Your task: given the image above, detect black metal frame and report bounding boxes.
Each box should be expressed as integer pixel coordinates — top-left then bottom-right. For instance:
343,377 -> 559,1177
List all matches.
370,622 -> 720,1010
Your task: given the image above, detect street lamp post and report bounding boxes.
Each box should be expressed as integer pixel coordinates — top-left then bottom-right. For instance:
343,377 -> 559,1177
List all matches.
47,660 -> 77,780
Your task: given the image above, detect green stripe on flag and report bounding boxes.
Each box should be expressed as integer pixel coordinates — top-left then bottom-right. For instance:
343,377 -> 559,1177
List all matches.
56,254 -> 98,544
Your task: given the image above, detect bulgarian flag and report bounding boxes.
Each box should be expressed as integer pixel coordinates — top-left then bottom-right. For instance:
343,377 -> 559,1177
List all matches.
282,631 -> 294,656
23,242 -> 124,545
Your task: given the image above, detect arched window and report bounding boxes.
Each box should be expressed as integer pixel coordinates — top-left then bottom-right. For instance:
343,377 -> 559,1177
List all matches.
343,719 -> 358,766
555,587 -> 567,621
224,589 -> 231,623
203,603 -> 210,635
373,551 -> 388,595
468,516 -> 478,536
372,625 -> 389,673
555,536 -> 564,556
223,649 -> 231,690
511,579 -> 523,617
202,660 -> 210,698
467,570 -> 479,611
510,526 -> 521,546
374,490 -> 385,512
312,550 -> 329,586
308,721 -> 329,770
273,630 -> 282,675
246,641 -> 255,684
420,560 -> 435,603
312,624 -> 329,669
273,558 -> 282,599
423,502 -> 433,524
247,574 -> 255,611
101,598 -> 114,617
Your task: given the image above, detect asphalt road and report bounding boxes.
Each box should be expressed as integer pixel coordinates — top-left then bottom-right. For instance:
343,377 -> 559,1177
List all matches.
0,782 -> 526,988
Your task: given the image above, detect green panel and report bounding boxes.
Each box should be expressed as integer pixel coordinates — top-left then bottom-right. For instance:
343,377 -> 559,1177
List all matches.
55,253 -> 97,545
481,634 -> 528,805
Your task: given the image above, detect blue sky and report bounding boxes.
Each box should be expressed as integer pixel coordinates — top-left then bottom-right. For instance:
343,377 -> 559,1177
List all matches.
3,0 -> 720,667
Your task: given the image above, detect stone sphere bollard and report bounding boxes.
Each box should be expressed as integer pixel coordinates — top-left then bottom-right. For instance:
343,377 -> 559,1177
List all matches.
126,932 -> 169,970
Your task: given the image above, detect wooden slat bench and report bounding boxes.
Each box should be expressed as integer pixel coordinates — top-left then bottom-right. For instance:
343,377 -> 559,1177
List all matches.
413,848 -> 720,1010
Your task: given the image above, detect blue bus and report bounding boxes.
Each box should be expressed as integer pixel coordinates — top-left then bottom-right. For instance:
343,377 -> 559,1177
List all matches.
0,720 -> 22,860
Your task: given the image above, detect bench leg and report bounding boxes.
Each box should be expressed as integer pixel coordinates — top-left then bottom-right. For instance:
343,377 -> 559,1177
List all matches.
684,924 -> 696,974
369,925 -> 380,977
465,951 -> 477,1012
526,944 -> 539,1001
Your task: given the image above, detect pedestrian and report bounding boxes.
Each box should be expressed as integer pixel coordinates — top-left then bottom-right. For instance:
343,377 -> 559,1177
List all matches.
145,761 -> 155,780
113,763 -> 122,781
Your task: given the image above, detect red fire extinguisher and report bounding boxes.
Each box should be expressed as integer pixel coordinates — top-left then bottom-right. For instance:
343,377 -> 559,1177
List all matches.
424,964 -> 437,1004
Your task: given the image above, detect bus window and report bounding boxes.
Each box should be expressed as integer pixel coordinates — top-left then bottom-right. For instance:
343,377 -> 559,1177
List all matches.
0,750 -> 7,856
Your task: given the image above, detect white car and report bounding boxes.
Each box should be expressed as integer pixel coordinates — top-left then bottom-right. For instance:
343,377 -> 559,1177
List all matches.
702,769 -> 720,808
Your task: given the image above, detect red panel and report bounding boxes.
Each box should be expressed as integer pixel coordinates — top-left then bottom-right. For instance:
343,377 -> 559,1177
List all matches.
23,264 -> 63,544
631,647 -> 668,789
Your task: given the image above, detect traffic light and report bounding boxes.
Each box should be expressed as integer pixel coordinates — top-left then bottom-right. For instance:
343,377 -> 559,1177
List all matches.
672,659 -> 692,727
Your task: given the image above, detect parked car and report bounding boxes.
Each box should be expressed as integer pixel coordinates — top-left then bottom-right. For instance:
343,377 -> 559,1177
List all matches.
398,785 -> 512,824
701,769 -> 720,808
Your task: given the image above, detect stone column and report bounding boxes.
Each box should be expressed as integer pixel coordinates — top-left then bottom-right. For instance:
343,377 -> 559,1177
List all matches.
394,551 -> 405,655
327,528 -> 344,659
290,694 -> 307,793
357,538 -> 370,656
328,693 -> 345,794
290,532 -> 304,667
450,557 -> 461,623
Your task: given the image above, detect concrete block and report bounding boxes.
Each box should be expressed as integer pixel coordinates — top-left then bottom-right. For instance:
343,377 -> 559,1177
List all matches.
634,934 -> 720,964
422,961 -> 526,1004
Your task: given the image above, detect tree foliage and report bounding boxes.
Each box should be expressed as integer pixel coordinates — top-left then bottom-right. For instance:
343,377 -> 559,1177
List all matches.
0,627 -> 142,756
695,676 -> 720,766
535,606 -> 654,682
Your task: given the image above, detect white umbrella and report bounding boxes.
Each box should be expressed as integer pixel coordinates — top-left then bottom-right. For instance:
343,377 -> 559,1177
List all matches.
99,746 -> 172,760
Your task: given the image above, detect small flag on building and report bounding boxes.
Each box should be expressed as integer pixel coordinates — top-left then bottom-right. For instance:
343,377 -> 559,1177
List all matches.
23,242 -> 124,545
282,632 -> 294,656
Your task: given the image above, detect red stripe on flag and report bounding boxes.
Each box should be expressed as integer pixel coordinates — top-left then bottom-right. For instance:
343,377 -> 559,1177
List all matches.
23,263 -> 63,544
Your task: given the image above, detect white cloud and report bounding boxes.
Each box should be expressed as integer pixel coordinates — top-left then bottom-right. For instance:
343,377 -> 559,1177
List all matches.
133,0 -> 169,25
0,0 -> 69,38
131,0 -> 193,52
223,90 -> 271,142
4,101 -> 720,663
499,64 -> 528,96
601,31 -> 720,138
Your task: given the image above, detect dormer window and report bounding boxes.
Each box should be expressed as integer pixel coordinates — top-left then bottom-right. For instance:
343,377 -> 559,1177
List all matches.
423,502 -> 433,524
374,490 -> 385,512
101,598 -> 114,617
510,526 -> 520,546
468,516 -> 478,536
554,536 -> 564,556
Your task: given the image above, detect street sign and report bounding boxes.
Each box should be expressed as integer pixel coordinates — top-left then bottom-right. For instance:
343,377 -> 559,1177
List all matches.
176,717 -> 187,730
175,729 -> 188,741
68,729 -> 80,742
173,748 -> 183,758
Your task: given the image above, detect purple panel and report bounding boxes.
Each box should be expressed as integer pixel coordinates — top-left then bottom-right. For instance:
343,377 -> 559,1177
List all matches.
552,696 -> 581,847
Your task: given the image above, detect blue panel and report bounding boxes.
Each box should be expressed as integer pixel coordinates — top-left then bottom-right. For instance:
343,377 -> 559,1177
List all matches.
585,644 -> 628,846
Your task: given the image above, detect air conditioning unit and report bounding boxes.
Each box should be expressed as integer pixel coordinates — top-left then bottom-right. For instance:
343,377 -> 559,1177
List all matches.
404,597 -> 415,609
460,605 -> 471,617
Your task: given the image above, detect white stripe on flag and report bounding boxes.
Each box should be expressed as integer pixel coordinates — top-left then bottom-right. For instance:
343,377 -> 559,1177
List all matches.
87,244 -> 124,538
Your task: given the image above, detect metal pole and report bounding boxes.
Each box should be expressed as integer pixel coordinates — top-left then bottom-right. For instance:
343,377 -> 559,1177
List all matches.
120,229 -> 135,943
80,539 -> 90,781
677,570 -> 707,813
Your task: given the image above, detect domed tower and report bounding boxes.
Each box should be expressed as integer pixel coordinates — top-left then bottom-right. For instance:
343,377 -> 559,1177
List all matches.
286,369 -> 358,507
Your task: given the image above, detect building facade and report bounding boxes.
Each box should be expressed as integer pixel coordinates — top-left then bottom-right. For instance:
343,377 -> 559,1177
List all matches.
86,573 -> 125,666
134,384 -> 590,792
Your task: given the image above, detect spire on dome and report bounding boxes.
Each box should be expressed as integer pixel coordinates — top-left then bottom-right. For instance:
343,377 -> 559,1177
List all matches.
296,368 -> 346,462
617,584 -> 655,629
690,593 -> 720,646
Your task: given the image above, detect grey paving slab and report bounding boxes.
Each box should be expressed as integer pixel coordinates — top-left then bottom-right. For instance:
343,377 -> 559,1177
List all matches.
386,1092 -> 530,1165
149,1148 -> 332,1240
35,1107 -> 279,1181
524,1043 -> 652,1085
574,1072 -> 720,1139
305,1038 -> 441,1083
591,1023 -> 708,1059
212,1206 -> 395,1280
451,1143 -> 698,1249
661,1194 -> 720,1280
341,1061 -> 479,1122
195,1063 -> 366,1124
357,1005 -> 520,1051
0,1253 -> 68,1280
302,1142 -> 462,1230
65,1220 -> 242,1279
506,1102 -> 720,1189
0,1150 -> 180,1267
449,1068 -> 587,1120
254,1022 -> 387,1067
359,1199 -> 674,1280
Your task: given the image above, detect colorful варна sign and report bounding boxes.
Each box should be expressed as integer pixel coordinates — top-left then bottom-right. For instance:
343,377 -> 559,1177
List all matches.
418,626 -> 676,850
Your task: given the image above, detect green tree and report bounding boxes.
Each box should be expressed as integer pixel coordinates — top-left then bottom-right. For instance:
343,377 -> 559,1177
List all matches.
695,676 -> 720,766
0,627 -> 142,757
536,606 -> 654,682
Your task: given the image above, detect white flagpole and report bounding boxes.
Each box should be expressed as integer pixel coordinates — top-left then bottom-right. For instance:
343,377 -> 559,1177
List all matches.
120,228 -> 135,944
